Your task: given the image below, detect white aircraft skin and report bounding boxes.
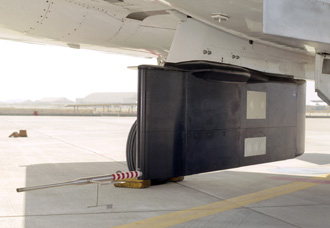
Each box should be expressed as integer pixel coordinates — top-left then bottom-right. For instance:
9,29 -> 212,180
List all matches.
0,0 -> 329,87
0,0 -> 178,58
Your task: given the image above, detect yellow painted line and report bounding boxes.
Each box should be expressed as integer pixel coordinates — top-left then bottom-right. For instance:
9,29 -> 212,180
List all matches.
114,174 -> 329,228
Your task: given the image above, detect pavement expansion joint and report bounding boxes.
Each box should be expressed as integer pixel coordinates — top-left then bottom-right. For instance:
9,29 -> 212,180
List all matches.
248,203 -> 321,209
176,182 -> 226,201
28,129 -> 122,164
0,210 -> 181,218
246,208 -> 304,228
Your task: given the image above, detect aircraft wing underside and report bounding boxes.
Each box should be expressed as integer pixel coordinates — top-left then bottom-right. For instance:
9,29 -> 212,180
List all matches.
167,0 -> 330,54
1,0 -> 330,58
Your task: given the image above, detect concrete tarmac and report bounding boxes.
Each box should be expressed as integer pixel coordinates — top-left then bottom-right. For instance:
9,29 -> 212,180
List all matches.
0,116 -> 329,228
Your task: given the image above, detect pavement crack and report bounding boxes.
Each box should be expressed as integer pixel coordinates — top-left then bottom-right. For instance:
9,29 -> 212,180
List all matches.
244,208 -> 304,228
0,210 -> 179,218
249,203 -> 330,209
29,128 -> 127,167
175,182 -> 225,201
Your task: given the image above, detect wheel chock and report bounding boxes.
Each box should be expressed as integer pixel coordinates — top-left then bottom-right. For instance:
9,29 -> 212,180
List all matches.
169,176 -> 184,182
9,130 -> 28,138
9,132 -> 20,138
19,130 -> 28,137
114,178 -> 151,189
114,176 -> 184,189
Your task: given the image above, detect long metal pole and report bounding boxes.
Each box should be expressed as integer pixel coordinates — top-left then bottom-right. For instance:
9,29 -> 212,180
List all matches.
17,171 -> 142,193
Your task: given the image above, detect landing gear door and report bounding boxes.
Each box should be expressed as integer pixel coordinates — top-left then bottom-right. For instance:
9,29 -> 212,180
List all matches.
315,54 -> 330,106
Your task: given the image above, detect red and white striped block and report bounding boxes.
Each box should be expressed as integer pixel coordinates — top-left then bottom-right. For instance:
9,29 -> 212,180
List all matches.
112,171 -> 142,181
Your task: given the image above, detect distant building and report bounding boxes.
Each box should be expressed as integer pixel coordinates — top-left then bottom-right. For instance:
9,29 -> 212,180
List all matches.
76,92 -> 137,104
36,97 -> 74,104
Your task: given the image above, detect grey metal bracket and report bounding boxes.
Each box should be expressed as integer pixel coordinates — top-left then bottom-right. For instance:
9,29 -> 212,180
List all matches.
315,54 -> 330,106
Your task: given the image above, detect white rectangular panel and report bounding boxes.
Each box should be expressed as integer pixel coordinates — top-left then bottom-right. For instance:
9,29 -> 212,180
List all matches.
244,137 -> 267,157
246,91 -> 266,119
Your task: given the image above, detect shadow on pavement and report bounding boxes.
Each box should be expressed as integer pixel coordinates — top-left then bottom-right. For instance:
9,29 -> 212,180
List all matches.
21,160 -> 330,228
297,153 -> 330,165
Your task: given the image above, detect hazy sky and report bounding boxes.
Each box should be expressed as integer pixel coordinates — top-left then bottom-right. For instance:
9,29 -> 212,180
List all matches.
0,39 -> 320,104
0,39 -> 156,102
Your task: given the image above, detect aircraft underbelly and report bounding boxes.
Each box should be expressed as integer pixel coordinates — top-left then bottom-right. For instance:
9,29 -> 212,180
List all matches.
0,0 -> 176,57
1,0 -> 330,58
